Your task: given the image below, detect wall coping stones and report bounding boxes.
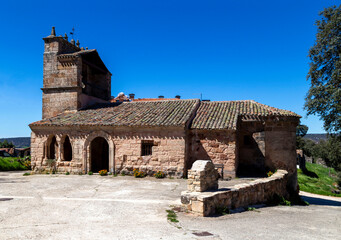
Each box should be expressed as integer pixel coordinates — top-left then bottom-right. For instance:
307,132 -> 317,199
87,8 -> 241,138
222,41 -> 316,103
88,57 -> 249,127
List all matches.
181,169 -> 289,216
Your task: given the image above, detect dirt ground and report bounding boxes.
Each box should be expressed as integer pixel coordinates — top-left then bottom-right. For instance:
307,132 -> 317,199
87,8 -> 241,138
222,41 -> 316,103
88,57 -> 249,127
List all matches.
0,171 -> 340,240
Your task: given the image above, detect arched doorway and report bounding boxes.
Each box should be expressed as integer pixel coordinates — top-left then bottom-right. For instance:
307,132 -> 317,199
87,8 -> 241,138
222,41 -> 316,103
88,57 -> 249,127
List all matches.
90,137 -> 109,172
63,136 -> 72,161
47,135 -> 57,159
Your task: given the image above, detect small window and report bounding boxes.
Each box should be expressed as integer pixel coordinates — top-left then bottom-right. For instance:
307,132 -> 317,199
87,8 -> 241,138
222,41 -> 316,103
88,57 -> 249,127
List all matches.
141,141 -> 153,156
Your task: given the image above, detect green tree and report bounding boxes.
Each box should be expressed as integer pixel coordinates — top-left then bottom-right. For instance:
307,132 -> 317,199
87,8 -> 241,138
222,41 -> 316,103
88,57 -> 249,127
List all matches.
296,123 -> 309,149
323,136 -> 341,171
0,140 -> 15,148
305,5 -> 341,134
296,124 -> 309,137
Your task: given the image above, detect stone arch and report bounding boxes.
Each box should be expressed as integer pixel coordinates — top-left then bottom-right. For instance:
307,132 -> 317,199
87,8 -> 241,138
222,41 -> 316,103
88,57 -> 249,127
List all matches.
90,137 -> 109,172
60,135 -> 73,161
83,131 -> 114,173
46,135 -> 58,160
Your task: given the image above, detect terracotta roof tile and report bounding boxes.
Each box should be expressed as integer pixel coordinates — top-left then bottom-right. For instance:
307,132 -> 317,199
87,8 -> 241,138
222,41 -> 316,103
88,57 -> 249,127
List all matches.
132,98 -> 180,102
190,100 -> 300,129
30,99 -> 200,127
30,100 -> 300,129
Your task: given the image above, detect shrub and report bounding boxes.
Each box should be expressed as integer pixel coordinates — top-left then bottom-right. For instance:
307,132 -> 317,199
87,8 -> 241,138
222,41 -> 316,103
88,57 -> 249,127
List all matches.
154,171 -> 165,179
23,172 -> 30,176
99,169 -> 108,176
133,168 -> 146,178
121,171 -> 126,176
65,172 -> 70,175
267,170 -> 277,177
0,157 -> 28,171
23,159 -> 31,170
337,172 -> 341,189
88,171 -> 93,175
215,206 -> 230,215
267,194 -> 291,206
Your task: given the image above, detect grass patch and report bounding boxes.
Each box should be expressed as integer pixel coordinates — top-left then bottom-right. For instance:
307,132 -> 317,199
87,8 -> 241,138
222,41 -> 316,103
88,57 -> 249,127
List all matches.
215,206 -> 230,215
267,194 -> 291,206
23,172 -> 31,176
0,157 -> 29,171
166,209 -> 179,223
298,163 -> 341,197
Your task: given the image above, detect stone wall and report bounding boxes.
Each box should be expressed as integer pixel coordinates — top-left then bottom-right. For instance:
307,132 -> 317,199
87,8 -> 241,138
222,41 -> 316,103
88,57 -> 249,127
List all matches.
42,36 -> 82,119
30,127 -> 187,177
42,90 -> 79,119
187,130 -> 237,179
113,127 -> 186,177
181,170 -> 289,216
264,119 -> 298,193
237,121 -> 266,176
187,160 -> 219,192
42,35 -> 111,119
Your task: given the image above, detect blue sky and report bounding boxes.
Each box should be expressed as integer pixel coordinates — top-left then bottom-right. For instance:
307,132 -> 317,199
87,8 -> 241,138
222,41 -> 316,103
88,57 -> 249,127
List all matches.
0,0 -> 337,137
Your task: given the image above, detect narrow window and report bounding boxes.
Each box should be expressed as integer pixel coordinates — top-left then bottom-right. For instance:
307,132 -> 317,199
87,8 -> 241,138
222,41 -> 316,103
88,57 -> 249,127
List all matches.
141,140 -> 153,156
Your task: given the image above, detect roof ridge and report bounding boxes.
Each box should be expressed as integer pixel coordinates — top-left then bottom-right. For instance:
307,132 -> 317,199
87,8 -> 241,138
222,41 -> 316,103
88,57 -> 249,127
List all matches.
201,100 -> 256,103
123,99 -> 199,104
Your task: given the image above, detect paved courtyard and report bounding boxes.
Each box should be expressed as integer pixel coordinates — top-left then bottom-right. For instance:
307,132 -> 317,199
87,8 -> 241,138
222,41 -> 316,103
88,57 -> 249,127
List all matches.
0,171 -> 340,240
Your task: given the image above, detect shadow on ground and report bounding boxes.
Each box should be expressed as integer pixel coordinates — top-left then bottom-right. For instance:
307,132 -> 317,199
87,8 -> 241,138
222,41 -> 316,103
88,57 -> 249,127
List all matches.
301,195 -> 341,207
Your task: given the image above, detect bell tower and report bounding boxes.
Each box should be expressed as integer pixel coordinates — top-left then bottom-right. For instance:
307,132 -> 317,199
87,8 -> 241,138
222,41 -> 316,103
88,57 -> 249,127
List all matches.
42,27 -> 111,119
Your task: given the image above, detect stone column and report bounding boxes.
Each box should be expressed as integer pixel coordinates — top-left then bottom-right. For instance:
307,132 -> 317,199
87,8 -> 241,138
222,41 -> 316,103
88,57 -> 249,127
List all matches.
187,160 -> 219,192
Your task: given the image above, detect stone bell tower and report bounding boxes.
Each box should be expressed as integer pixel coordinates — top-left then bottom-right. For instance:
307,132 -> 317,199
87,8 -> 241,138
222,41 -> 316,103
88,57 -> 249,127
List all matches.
42,27 -> 111,119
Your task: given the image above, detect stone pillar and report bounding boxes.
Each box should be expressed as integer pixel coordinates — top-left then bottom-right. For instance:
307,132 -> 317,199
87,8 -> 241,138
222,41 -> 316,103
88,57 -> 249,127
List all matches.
187,160 -> 219,192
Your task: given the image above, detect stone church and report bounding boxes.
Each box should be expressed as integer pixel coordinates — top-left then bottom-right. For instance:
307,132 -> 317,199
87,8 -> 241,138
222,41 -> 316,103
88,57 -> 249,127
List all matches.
29,28 -> 300,191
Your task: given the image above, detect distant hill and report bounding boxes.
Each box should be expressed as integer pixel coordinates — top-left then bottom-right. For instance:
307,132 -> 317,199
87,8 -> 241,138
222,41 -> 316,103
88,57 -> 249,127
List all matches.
303,134 -> 327,143
0,137 -> 30,148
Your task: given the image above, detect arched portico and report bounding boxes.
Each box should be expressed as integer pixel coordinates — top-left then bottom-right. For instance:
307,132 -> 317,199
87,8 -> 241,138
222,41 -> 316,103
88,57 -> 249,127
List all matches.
83,131 -> 115,173
60,135 -> 73,161
90,137 -> 109,172
45,135 -> 58,160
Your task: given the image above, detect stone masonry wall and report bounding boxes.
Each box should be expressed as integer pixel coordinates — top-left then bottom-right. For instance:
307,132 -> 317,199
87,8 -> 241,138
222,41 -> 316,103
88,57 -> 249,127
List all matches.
42,37 -> 82,119
187,160 -> 219,192
42,91 -> 79,120
113,127 -> 186,177
181,170 -> 289,216
188,130 -> 237,179
264,119 -> 298,193
30,127 -> 187,177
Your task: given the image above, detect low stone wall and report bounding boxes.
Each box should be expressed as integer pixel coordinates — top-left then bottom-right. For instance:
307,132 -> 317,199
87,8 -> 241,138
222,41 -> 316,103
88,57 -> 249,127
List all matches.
181,170 -> 289,216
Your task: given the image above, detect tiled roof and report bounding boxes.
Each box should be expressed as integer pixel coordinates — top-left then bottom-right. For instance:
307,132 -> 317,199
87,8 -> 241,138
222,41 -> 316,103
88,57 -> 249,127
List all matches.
30,99 -> 200,127
30,100 -> 300,129
57,49 -> 110,73
132,98 -> 180,102
190,100 -> 300,129
57,49 -> 96,58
